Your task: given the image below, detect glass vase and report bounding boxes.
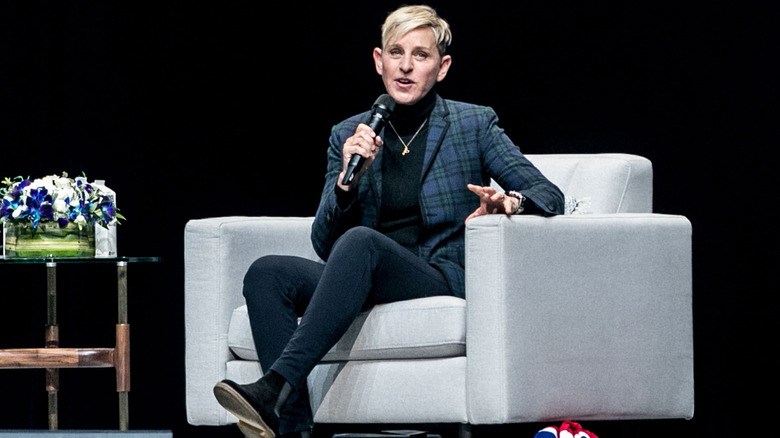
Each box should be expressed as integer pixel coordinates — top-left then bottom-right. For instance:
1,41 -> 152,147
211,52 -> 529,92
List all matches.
4,221 -> 96,258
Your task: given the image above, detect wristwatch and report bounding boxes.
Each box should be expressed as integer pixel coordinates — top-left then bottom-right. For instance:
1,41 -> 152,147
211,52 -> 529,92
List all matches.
506,191 -> 526,214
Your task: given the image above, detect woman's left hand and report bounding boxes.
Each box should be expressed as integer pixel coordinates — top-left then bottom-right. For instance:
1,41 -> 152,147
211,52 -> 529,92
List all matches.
465,184 -> 520,222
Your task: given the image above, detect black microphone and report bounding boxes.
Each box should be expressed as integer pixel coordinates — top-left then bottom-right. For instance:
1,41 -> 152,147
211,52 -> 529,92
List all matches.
341,94 -> 397,185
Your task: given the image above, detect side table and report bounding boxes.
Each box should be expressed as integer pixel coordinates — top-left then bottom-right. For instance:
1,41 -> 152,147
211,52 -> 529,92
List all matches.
0,256 -> 161,431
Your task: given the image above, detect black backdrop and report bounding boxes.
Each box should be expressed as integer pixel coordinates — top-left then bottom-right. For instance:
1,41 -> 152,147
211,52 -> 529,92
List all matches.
1,2 -> 776,437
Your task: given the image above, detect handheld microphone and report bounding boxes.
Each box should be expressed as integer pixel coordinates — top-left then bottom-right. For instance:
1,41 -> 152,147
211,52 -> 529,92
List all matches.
341,94 -> 397,185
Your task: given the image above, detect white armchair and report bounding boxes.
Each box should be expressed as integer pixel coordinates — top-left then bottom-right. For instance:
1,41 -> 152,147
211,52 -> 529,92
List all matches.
184,154 -> 693,430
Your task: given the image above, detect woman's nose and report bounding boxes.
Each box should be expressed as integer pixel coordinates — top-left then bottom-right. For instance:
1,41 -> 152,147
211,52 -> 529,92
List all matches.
400,55 -> 413,72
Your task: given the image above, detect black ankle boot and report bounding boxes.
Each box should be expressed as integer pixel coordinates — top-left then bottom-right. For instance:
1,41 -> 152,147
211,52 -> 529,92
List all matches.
213,370 -> 293,438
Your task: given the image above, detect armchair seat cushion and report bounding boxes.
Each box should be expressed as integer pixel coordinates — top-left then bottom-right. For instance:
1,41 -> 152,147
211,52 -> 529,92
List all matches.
227,295 -> 467,362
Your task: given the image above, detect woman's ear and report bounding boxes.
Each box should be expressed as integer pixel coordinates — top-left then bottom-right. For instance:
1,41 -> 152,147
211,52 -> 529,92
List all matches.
437,54 -> 452,82
373,47 -> 383,75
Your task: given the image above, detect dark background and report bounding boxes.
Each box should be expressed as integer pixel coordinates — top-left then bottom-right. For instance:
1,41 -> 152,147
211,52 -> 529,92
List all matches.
1,1 -> 776,437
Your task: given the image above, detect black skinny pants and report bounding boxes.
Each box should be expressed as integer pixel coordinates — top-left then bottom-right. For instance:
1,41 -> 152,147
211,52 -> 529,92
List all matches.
242,226 -> 454,432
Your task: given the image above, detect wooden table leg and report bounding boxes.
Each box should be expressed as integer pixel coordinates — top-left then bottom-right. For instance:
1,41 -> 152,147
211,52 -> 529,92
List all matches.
116,323 -> 130,431
46,262 -> 58,431
116,261 -> 130,431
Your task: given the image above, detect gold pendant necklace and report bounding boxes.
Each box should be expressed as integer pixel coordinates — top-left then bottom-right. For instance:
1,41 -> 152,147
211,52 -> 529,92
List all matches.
389,118 -> 427,156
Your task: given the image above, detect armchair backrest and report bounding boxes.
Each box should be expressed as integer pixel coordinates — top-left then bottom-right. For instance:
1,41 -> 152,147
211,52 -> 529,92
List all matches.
526,153 -> 653,214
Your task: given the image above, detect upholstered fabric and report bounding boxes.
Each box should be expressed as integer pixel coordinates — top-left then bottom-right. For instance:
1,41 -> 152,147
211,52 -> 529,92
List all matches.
228,296 -> 466,362
308,358 -> 468,424
527,154 -> 653,213
184,153 -> 693,427
185,216 -> 321,425
464,213 -> 693,423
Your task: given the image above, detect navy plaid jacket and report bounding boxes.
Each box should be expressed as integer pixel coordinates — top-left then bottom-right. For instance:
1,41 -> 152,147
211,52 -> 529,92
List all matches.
311,95 -> 564,298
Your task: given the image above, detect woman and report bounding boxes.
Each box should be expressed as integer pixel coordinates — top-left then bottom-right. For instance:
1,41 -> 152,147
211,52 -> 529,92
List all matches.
214,5 -> 564,438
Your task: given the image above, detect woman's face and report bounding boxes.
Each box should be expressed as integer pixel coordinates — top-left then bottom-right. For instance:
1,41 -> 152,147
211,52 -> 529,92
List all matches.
373,27 -> 452,106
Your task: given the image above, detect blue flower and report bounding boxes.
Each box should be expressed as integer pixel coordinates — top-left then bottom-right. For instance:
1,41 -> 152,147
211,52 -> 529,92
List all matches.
99,199 -> 116,223
24,188 -> 56,227
0,173 -> 124,229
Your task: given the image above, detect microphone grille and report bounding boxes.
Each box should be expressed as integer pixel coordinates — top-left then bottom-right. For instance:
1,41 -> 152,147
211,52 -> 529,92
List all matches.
374,94 -> 397,112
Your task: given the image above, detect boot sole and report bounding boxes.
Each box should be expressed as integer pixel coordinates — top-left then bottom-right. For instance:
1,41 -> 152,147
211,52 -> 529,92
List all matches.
238,420 -> 273,438
213,381 -> 276,438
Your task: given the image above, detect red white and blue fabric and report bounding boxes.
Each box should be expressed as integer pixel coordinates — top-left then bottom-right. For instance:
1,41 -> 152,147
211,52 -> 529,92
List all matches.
534,421 -> 598,438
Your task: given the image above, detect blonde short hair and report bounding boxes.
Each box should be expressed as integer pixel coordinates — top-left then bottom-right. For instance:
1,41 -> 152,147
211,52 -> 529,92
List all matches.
381,5 -> 452,55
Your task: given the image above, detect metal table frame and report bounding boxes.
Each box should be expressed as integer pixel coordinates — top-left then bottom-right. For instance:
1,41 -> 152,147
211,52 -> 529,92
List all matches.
0,256 -> 161,431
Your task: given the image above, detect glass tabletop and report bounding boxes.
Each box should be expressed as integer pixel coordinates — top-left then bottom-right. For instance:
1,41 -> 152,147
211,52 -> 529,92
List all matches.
0,256 -> 162,265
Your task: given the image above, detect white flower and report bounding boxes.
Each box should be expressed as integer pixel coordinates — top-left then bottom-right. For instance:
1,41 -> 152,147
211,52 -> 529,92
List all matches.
54,177 -> 72,189
32,177 -> 56,193
54,188 -> 77,203
12,206 -> 27,218
53,198 -> 69,214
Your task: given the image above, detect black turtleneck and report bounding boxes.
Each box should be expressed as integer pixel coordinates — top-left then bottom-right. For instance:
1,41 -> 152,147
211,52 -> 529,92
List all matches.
378,91 -> 436,254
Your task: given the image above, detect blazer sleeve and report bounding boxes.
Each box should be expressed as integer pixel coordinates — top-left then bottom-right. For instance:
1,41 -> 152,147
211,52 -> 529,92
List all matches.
310,117 -> 365,261
478,107 -> 564,215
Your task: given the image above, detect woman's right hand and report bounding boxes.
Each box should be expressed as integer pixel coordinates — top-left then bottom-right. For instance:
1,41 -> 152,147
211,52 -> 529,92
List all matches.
338,123 -> 384,191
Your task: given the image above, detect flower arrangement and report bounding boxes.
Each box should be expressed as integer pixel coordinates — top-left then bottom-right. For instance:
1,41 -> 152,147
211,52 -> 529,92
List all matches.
1,172 -> 124,229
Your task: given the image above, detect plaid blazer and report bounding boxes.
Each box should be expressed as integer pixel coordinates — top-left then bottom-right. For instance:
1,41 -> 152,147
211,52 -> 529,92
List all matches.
312,95 -> 564,298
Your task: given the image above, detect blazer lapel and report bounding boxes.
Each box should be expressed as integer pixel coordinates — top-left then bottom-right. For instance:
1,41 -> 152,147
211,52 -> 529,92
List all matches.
421,96 -> 451,184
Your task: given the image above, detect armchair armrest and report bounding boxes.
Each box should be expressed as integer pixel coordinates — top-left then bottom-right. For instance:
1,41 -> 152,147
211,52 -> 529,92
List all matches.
184,216 -> 318,425
465,214 -> 693,423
